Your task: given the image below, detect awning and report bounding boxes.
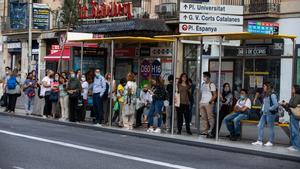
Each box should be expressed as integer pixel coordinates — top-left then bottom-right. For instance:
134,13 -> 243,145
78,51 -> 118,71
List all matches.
44,49 -> 71,61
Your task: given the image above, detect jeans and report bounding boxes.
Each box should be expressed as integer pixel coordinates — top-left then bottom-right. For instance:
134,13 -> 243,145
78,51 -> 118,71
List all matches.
224,112 -> 248,135
24,95 -> 34,114
290,115 -> 300,150
7,94 -> 18,112
43,95 -> 52,116
257,114 -> 276,143
69,97 -> 79,122
93,93 -> 103,124
148,100 -> 164,128
177,104 -> 191,132
60,95 -> 69,120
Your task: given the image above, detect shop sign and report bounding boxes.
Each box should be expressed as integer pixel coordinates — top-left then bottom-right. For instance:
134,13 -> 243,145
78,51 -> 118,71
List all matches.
152,60 -> 162,77
115,48 -> 136,57
180,13 -> 243,25
33,3 -> 50,30
78,0 -> 133,20
140,60 -> 151,78
180,3 -> 243,15
140,48 -> 151,57
248,21 -> 279,35
10,2 -> 28,29
7,42 -> 21,49
180,23 -> 243,34
237,47 -> 268,56
51,45 -> 60,54
150,47 -> 173,57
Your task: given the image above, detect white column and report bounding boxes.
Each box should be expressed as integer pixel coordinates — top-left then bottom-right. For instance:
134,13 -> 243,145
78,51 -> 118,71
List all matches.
38,39 -> 46,81
21,40 -> 29,78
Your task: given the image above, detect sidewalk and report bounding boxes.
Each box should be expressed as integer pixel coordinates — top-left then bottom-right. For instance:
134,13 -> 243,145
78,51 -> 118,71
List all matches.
0,107 -> 299,162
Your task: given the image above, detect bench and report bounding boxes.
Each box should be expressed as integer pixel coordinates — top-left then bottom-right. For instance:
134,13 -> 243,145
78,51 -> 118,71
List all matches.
241,120 -> 290,137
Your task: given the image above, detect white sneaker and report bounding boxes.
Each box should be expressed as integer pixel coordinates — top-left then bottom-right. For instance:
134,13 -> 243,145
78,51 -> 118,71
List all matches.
287,146 -> 299,151
252,141 -> 263,146
153,128 -> 161,134
94,123 -> 103,127
42,115 -> 47,119
264,142 -> 273,147
147,128 -> 154,133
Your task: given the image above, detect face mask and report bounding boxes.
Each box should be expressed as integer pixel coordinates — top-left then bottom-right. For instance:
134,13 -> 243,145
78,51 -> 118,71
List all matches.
70,74 -> 76,79
240,95 -> 246,100
95,73 -> 100,78
203,77 -> 208,82
81,78 -> 86,81
55,77 -> 59,81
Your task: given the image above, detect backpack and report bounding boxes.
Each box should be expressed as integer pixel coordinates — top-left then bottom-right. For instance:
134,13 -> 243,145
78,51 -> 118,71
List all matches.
7,76 -> 17,90
102,82 -> 110,100
269,93 -> 279,114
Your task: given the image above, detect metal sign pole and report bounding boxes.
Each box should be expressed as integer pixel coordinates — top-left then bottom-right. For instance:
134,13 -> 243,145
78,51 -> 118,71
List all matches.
109,40 -> 114,127
80,42 -> 84,72
195,37 -> 203,134
216,36 -> 223,141
171,39 -> 178,135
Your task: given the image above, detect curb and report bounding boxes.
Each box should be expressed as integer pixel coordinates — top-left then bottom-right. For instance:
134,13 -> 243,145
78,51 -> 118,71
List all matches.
0,112 -> 299,162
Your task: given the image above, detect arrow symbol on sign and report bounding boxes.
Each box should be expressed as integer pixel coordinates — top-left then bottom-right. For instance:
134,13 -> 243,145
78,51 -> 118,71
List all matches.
183,15 -> 187,20
184,4 -> 188,10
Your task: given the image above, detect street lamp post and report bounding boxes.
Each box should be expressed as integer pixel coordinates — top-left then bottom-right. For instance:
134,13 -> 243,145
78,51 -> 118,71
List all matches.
28,0 -> 33,73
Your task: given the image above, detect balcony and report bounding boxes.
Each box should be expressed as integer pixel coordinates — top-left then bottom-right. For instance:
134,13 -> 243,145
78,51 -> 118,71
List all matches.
155,3 -> 178,22
244,1 -> 281,19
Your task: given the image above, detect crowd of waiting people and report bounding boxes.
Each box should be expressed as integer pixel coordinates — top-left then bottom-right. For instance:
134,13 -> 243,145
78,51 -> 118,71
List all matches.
0,66 -> 299,151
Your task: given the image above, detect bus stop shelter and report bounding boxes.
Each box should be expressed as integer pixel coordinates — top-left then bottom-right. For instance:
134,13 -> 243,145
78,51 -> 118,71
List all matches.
70,32 -> 297,140
155,32 -> 297,140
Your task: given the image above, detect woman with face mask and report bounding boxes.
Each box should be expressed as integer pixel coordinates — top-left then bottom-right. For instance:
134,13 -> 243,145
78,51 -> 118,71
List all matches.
67,71 -> 82,122
50,73 -> 60,118
252,82 -> 278,147
80,75 -> 89,122
59,75 -> 68,121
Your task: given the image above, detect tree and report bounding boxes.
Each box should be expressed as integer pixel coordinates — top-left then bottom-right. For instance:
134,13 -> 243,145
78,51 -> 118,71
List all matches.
61,0 -> 79,27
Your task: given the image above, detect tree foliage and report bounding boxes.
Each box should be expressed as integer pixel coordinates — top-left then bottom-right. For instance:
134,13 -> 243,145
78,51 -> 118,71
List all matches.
61,0 -> 79,27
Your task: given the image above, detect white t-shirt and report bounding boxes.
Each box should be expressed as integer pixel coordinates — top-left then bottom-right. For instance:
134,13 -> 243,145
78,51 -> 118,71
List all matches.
236,98 -> 252,109
81,81 -> 89,100
200,82 -> 216,104
40,76 -> 53,97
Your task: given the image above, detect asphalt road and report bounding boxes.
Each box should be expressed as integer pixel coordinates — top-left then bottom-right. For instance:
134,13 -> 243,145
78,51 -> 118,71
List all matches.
0,114 -> 299,169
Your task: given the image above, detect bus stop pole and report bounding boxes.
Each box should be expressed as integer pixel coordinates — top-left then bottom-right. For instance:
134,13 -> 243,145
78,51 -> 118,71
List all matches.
80,42 -> 84,72
171,38 -> 178,135
109,40 -> 115,127
216,36 -> 223,141
292,38 -> 296,84
196,37 -> 203,134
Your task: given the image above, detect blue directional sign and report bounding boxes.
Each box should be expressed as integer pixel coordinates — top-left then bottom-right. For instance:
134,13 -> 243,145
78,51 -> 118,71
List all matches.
248,21 -> 279,35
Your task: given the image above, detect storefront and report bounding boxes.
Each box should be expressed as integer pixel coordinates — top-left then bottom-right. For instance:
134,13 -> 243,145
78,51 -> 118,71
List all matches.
7,42 -> 22,70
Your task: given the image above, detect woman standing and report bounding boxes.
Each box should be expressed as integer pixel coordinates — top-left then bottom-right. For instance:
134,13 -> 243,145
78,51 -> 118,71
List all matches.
122,73 -> 137,130
112,78 -> 127,126
282,85 -> 300,151
41,70 -> 54,118
50,73 -> 60,118
177,73 -> 192,135
6,69 -> 21,114
23,72 -> 37,115
59,75 -> 69,121
214,83 -> 233,136
252,82 -> 278,146
147,78 -> 166,133
80,75 -> 89,122
67,71 -> 82,122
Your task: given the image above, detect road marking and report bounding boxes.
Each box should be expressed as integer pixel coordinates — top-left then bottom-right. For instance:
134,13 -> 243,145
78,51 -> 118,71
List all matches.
12,166 -> 24,169
0,130 -> 195,169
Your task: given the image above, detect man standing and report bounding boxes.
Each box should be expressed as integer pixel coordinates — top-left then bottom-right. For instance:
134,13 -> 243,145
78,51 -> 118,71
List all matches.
93,69 -> 107,126
200,72 -> 217,138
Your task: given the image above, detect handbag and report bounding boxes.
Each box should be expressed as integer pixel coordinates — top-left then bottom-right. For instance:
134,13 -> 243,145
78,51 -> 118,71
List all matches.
290,104 -> 300,120
174,92 -> 180,108
113,101 -> 120,111
69,91 -> 80,99
49,91 -> 59,102
27,90 -> 36,98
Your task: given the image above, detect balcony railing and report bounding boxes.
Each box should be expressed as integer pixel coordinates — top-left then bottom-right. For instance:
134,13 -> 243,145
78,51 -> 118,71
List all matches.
155,3 -> 178,20
244,2 -> 280,15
